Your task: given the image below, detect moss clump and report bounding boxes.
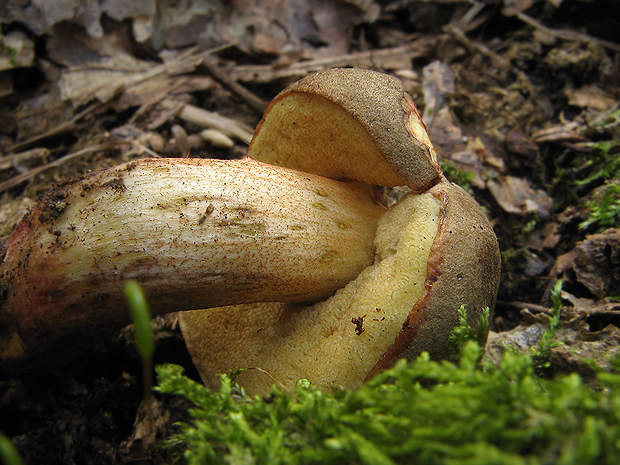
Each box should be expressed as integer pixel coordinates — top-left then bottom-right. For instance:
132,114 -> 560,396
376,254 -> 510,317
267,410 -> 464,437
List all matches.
528,280 -> 564,372
579,182 -> 620,232
156,335 -> 620,464
448,304 -> 489,360
439,161 -> 475,194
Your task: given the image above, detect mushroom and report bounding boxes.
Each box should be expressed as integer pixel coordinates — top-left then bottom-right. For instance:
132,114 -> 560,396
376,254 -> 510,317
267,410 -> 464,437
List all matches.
0,69 -> 500,395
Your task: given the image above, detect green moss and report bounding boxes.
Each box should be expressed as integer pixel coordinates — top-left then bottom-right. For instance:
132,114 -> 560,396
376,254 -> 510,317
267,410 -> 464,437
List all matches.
0,432 -> 23,465
579,182 -> 620,232
528,280 -> 564,372
448,305 -> 489,361
573,141 -> 619,188
439,161 -> 475,194
156,300 -> 620,464
0,27 -> 20,68
549,140 -> 620,213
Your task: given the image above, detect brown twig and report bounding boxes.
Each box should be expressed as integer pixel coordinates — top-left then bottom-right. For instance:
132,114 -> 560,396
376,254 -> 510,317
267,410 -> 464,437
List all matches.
229,40 -> 433,83
443,24 -> 510,68
516,12 -> 620,53
0,141 -> 133,194
497,300 -> 554,315
177,103 -> 254,145
6,100 -> 104,154
199,60 -> 269,115
0,148 -> 51,172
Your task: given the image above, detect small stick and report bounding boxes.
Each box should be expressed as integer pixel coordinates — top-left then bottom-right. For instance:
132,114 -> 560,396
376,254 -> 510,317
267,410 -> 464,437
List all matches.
496,300 -> 554,315
229,41 -> 433,83
516,12 -> 620,53
0,148 -> 51,172
200,60 -> 269,115
178,104 -> 254,144
0,141 -> 133,194
443,24 -> 509,68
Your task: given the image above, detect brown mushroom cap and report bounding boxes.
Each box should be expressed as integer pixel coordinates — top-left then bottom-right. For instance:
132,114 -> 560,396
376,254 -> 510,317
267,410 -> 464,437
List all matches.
367,180 -> 501,378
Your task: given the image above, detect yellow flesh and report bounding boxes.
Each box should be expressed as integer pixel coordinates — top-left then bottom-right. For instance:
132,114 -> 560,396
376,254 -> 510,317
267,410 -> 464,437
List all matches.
247,94 -> 405,186
180,192 -> 442,395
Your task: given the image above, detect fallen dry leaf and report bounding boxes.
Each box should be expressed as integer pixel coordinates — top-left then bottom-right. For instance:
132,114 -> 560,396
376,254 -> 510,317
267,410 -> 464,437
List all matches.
16,87 -> 73,142
0,30 -> 35,72
1,0 -> 84,35
565,84 -> 617,112
48,24 -> 152,107
217,0 -> 371,59
488,175 -> 553,218
531,123 -> 583,144
541,221 -> 562,249
487,312 -> 620,381
573,229 -> 620,299
561,290 -> 620,318
504,129 -> 538,159
422,60 -> 455,121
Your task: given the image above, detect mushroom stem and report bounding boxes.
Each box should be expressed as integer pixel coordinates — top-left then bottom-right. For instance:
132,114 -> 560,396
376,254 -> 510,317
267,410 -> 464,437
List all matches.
0,157 -> 383,372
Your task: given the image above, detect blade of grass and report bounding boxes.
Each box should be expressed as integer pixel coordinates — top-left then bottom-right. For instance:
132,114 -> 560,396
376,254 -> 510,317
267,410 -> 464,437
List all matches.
124,280 -> 155,456
0,433 -> 23,465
